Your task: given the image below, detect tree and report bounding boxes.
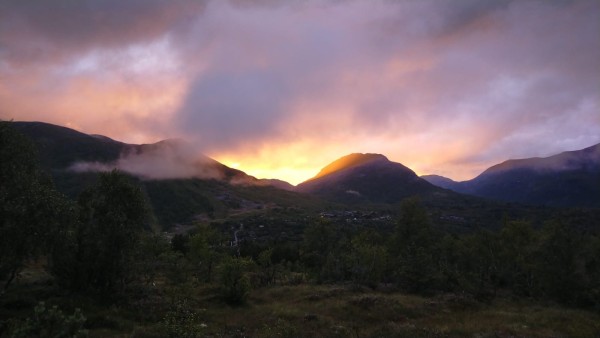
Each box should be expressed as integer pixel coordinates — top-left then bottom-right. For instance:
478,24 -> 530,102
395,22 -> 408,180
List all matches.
133,232 -> 173,286
581,234 -> 600,307
188,224 -> 224,283
388,197 -> 440,293
0,121 -> 72,294
498,220 -> 538,296
217,256 -> 254,304
301,218 -> 338,279
256,248 -> 278,286
51,170 -> 147,294
457,230 -> 501,300
535,220 -> 583,304
349,229 -> 388,287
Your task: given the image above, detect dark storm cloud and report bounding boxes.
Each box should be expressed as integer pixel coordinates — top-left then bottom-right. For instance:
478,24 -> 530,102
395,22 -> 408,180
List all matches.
0,0 -> 204,66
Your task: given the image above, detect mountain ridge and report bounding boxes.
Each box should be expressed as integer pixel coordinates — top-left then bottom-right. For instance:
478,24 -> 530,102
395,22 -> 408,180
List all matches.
11,121 -> 292,188
422,143 -> 600,207
297,152 -> 443,204
309,153 -> 389,180
10,120 -> 600,211
478,143 -> 600,176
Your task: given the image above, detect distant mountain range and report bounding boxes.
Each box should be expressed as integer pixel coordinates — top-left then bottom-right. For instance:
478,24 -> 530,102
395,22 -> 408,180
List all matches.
8,121 -> 600,229
422,144 -> 600,207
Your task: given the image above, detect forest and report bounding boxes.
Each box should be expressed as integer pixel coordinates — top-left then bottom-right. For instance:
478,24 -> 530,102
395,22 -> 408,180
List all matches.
1,121 -> 599,337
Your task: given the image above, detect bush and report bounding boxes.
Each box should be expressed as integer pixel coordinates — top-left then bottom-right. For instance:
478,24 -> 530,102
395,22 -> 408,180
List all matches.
217,257 -> 255,304
161,299 -> 205,338
9,301 -> 87,338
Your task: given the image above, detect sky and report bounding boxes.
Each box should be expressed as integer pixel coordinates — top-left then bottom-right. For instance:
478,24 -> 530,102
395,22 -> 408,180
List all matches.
1,0 -> 599,185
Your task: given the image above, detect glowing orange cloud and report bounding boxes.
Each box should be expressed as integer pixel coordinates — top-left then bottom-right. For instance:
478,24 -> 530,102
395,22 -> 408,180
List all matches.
0,41 -> 188,144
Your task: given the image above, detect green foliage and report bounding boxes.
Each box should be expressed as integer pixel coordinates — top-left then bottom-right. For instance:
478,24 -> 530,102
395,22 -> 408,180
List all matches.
296,199 -> 599,306
188,224 -> 224,283
143,180 -> 214,229
0,121 -> 73,293
50,170 -> 148,294
133,233 -> 172,286
161,299 -> 205,338
9,302 -> 87,338
582,235 -> 600,309
162,250 -> 192,286
256,248 -> 279,286
388,198 -> 441,293
170,234 -> 190,255
535,220 -> 584,304
348,230 -> 388,287
455,230 -> 501,299
301,219 -> 342,280
498,221 -> 538,295
217,256 -> 255,304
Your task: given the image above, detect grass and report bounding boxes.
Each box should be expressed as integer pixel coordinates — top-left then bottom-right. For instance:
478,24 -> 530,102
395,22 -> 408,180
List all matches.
186,285 -> 600,337
2,270 -> 599,337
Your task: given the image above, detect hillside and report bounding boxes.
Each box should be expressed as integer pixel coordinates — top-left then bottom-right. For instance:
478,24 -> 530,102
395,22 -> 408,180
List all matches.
420,174 -> 458,190
10,121 -> 322,228
422,144 -> 600,207
11,121 -> 126,168
297,153 -> 444,204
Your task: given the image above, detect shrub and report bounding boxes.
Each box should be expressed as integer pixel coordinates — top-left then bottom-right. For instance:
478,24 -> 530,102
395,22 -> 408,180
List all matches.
9,301 -> 87,338
217,257 -> 255,304
161,299 -> 205,338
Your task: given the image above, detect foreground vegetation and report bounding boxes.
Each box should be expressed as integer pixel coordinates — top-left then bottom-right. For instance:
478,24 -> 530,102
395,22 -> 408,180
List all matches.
2,121 -> 600,337
2,270 -> 600,337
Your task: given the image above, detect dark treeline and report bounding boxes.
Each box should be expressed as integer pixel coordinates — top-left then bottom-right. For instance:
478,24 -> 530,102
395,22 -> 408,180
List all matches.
297,198 -> 600,306
1,121 -> 599,336
216,197 -> 599,308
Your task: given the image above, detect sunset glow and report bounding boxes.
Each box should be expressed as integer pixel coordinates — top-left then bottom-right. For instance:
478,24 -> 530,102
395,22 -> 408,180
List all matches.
1,0 -> 599,185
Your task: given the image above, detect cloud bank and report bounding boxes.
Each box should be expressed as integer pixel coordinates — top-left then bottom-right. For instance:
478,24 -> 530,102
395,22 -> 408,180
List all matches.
69,140 -> 223,180
1,0 -> 599,184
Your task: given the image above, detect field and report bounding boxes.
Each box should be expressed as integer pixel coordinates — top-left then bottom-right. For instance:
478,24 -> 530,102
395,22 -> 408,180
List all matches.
2,265 -> 599,338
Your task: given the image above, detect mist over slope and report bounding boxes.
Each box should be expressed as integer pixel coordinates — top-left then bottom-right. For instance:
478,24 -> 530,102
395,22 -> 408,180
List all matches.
12,121 -> 292,187
10,121 -> 312,227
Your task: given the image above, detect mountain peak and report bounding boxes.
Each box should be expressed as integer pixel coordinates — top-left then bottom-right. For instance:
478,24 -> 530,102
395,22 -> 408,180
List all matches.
313,153 -> 388,179
297,153 -> 440,204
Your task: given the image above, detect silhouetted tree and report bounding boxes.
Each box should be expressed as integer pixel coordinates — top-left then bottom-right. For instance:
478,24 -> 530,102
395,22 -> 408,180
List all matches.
0,121 -> 73,293
388,198 -> 440,293
498,220 -> 538,295
51,170 -> 147,295
535,220 -> 583,304
457,229 -> 500,300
